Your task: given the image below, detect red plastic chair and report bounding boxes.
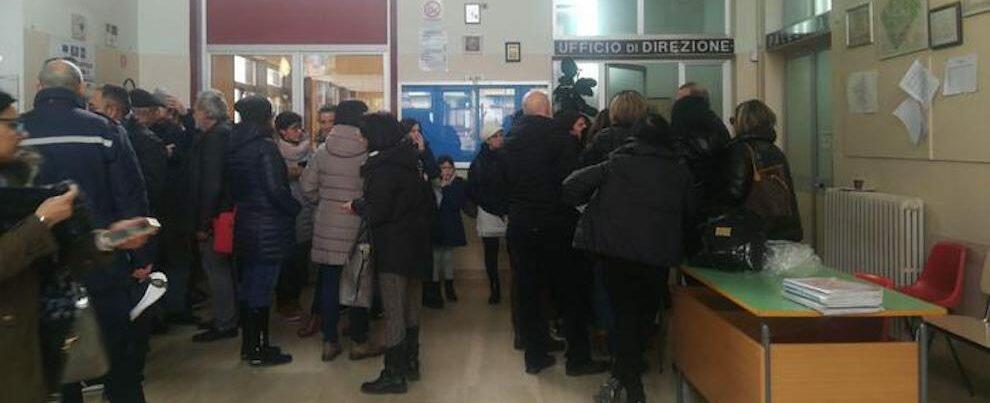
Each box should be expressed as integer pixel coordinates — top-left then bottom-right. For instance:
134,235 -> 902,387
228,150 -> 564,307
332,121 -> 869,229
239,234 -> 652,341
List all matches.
855,273 -> 895,289
899,242 -> 968,310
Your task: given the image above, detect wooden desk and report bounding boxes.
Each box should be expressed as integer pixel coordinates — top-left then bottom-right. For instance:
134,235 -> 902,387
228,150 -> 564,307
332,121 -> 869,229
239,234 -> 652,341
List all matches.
673,267 -> 946,403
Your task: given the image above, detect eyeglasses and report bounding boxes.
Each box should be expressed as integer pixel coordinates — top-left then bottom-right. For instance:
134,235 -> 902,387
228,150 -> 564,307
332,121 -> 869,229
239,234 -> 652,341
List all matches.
0,118 -> 26,136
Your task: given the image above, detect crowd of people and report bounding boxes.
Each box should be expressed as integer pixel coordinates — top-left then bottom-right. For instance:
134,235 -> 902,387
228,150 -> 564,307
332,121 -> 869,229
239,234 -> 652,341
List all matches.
0,58 -> 800,403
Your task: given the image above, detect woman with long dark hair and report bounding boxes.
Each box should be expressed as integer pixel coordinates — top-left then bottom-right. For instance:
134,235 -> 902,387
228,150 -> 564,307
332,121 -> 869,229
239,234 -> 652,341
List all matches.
226,96 -> 300,366
350,113 -> 433,394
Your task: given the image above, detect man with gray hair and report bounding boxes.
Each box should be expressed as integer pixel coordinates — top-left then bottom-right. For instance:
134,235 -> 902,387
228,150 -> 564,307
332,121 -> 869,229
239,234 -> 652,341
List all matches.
500,90 -> 608,376
186,89 -> 239,342
23,58 -> 152,402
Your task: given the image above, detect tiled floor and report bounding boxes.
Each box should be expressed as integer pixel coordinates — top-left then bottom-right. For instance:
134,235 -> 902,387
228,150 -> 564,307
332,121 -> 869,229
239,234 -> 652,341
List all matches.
84,282 -> 988,402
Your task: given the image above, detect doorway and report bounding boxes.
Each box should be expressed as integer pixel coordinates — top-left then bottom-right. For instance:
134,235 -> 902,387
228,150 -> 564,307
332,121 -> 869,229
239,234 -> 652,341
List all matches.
784,49 -> 832,248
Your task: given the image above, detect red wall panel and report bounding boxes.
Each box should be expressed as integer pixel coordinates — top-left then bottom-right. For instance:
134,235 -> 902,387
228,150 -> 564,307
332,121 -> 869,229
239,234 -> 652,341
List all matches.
207,0 -> 388,45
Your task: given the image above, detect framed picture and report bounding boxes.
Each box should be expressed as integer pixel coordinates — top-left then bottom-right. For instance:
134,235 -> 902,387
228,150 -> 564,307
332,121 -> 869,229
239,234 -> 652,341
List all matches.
464,35 -> 482,53
930,3 -> 963,49
465,3 -> 481,24
505,42 -> 521,63
846,3 -> 874,48
875,0 -> 929,59
963,0 -> 990,16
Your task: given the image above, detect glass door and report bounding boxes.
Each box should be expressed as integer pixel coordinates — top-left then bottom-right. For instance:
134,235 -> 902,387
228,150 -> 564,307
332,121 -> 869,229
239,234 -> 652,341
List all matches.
211,54 -> 293,122
302,54 -> 386,136
605,64 -> 647,103
784,49 -> 832,247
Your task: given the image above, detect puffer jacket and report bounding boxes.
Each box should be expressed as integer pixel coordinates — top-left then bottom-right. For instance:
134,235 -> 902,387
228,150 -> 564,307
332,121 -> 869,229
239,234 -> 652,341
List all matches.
671,96 -> 732,216
432,177 -> 468,247
466,143 -> 507,217
580,124 -> 633,167
226,122 -> 301,263
301,124 -> 368,265
357,142 -> 433,278
563,140 -> 695,267
720,126 -> 802,242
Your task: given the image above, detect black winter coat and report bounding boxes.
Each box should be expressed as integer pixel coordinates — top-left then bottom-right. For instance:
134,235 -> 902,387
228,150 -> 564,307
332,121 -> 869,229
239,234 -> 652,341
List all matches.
563,141 -> 695,267
581,124 -> 633,167
150,120 -> 192,225
466,144 -> 507,216
720,127 -> 802,242
671,96 -> 731,216
187,121 -> 231,233
226,122 -> 301,263
499,115 -> 580,230
123,116 -> 167,217
357,143 -> 434,278
433,177 -> 467,247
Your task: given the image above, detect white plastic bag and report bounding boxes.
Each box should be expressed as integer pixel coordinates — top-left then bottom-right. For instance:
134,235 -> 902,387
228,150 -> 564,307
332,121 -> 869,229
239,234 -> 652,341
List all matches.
764,241 -> 823,275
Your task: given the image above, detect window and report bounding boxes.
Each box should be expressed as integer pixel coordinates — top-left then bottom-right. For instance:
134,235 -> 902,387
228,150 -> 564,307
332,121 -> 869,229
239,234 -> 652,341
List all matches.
267,68 -> 282,87
554,0 -> 726,36
645,0 -> 726,35
783,0 -> 832,28
234,56 -> 255,85
302,54 -> 386,135
212,54 -> 292,122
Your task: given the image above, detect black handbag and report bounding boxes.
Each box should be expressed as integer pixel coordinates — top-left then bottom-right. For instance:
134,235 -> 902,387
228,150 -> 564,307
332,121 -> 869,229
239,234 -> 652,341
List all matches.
689,211 -> 767,272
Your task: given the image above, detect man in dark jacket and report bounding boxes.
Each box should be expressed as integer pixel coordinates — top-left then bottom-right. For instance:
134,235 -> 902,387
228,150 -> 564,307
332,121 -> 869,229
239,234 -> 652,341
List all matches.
187,89 -> 238,342
500,91 -> 607,376
132,88 -> 198,324
89,84 -> 167,217
21,59 -> 152,403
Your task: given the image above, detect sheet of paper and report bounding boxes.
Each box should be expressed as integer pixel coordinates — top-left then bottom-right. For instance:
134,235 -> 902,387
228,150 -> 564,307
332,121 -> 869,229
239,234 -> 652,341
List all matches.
893,98 -> 926,146
847,71 -> 879,114
943,54 -> 979,96
419,25 -> 448,72
899,59 -> 940,108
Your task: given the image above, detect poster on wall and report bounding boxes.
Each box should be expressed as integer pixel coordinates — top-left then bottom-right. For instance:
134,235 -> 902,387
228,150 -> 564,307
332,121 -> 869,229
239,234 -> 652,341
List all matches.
420,27 -> 449,72
50,39 -> 96,82
875,0 -> 929,59
847,70 -> 879,114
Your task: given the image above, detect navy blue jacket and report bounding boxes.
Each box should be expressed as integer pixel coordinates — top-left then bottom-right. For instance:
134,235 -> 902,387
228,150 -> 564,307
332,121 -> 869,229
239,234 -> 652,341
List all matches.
21,88 -> 151,291
433,177 -> 467,247
226,122 -> 300,263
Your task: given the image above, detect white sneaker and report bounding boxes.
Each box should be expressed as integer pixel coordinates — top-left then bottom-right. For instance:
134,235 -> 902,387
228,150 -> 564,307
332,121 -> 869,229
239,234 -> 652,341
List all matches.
130,272 -> 168,321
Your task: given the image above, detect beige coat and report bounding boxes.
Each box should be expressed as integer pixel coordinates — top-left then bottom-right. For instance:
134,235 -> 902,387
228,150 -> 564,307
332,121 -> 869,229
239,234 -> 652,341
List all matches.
301,125 -> 368,265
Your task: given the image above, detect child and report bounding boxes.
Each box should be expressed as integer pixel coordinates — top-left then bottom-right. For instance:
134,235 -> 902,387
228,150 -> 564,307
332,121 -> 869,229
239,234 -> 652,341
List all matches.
432,155 -> 467,302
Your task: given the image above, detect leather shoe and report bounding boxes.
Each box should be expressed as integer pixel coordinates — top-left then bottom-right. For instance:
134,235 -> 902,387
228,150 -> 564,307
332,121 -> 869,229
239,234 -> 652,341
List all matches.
192,327 -> 238,343
525,355 -> 557,374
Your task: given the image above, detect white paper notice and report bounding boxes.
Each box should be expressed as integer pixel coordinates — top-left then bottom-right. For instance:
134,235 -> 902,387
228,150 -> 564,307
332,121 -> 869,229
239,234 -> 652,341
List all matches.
419,26 -> 449,72
847,71 -> 879,114
943,54 -> 979,96
893,98 -> 926,146
899,59 -> 941,108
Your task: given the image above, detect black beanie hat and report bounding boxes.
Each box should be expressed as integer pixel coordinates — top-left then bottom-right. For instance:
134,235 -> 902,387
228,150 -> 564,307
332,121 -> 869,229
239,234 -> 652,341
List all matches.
0,91 -> 16,111
235,96 -> 273,125
130,88 -> 165,108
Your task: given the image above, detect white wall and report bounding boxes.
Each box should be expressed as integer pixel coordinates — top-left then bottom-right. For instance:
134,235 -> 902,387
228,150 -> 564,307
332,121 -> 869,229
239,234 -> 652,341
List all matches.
397,0 -> 553,84
137,0 -> 191,104
0,0 -> 25,108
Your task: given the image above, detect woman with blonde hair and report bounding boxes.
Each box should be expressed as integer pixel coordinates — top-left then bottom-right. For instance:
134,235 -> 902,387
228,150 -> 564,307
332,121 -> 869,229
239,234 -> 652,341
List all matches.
581,90 -> 648,166
721,100 -> 802,241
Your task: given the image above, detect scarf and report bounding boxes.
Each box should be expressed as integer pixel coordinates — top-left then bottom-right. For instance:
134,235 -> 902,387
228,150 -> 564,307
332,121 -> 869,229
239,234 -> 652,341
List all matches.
277,137 -> 312,165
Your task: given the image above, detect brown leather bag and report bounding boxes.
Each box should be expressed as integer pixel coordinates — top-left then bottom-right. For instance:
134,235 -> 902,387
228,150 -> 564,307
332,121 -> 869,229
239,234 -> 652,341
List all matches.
742,143 -> 801,241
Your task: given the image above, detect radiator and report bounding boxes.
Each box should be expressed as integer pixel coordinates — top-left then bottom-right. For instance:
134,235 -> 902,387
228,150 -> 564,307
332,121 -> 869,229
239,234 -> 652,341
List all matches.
823,189 -> 925,287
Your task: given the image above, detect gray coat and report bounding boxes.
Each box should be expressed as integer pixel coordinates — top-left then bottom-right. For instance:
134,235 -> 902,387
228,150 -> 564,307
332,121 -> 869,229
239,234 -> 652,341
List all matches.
301,125 -> 368,265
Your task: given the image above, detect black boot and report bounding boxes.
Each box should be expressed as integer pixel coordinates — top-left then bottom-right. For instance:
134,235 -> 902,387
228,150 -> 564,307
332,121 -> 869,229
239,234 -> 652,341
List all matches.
444,280 -> 458,302
361,345 -> 408,394
488,275 -> 501,305
240,305 -> 256,361
247,307 -> 293,367
423,282 -> 444,309
406,327 -> 421,382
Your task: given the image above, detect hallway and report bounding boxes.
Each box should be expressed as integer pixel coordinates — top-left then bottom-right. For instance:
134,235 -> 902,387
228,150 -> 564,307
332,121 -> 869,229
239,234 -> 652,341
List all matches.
88,282 -> 987,403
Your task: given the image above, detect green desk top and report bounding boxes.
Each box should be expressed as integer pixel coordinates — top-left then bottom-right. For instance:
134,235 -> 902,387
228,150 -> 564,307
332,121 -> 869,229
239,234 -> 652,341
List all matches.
682,266 -> 947,318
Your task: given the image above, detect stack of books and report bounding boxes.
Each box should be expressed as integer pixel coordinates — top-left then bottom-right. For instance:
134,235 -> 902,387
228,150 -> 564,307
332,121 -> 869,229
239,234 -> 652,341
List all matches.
783,277 -> 885,315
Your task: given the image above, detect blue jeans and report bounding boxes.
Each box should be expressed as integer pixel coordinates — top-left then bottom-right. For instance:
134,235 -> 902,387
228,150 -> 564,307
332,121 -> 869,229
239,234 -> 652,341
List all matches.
319,265 -> 343,343
239,260 -> 281,309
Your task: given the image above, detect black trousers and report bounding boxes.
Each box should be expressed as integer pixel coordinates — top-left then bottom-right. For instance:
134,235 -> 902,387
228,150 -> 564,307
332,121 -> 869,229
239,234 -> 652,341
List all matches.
600,257 -> 667,388
61,287 -> 149,403
482,237 -> 501,286
508,224 -> 594,366
277,241 -> 312,304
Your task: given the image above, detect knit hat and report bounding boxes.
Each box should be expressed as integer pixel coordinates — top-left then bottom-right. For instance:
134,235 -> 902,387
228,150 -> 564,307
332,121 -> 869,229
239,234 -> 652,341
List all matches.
0,91 -> 16,111
480,122 -> 504,142
234,96 -> 273,125
130,89 -> 165,108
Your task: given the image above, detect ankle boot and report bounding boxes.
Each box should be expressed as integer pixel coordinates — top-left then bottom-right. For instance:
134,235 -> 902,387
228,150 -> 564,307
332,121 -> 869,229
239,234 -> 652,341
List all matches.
488,276 -> 501,305
360,345 -> 408,394
248,307 -> 293,367
423,282 -> 444,309
405,327 -> 421,381
240,305 -> 257,360
444,280 -> 458,302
